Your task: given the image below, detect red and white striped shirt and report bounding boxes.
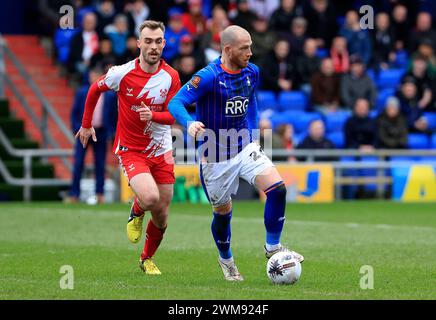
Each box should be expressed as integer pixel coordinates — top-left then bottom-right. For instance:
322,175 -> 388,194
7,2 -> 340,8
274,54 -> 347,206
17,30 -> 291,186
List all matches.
82,58 -> 181,158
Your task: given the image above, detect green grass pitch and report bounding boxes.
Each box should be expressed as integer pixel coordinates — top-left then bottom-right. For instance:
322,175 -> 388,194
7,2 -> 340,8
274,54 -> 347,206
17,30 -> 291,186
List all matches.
0,201 -> 435,299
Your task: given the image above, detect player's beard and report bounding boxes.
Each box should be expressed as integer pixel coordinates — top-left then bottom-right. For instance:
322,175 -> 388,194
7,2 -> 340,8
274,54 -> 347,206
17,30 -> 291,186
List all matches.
142,50 -> 161,66
230,54 -> 249,69
235,58 -> 249,69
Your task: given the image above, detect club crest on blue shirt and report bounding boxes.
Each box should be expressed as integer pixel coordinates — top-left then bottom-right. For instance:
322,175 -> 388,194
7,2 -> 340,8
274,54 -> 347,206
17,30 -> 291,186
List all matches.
189,76 -> 201,89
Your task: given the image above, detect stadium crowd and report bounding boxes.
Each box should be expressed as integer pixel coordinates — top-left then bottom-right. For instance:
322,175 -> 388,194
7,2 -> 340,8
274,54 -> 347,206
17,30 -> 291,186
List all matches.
37,0 -> 436,158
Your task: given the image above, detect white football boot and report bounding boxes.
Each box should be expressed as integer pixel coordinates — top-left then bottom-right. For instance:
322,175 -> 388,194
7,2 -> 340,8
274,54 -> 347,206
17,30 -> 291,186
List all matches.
217,258 -> 244,281
264,244 -> 305,263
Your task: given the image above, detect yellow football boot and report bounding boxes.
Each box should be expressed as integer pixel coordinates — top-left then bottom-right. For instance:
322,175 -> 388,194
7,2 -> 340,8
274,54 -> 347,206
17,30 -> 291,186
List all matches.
139,258 -> 162,275
126,204 -> 144,243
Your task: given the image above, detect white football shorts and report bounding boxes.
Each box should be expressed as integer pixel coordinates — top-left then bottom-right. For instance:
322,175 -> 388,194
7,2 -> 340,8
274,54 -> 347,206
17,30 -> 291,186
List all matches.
199,142 -> 274,207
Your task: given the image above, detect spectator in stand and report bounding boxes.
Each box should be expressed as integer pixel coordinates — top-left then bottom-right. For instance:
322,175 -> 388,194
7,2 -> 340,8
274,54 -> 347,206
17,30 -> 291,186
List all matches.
282,16 -> 308,58
67,12 -> 99,78
408,11 -> 436,53
118,35 -> 140,64
231,0 -> 258,32
105,14 -> 129,59
396,76 -> 429,133
303,0 -> 337,49
177,55 -> 197,85
344,98 -> 377,151
69,68 -> 117,204
403,54 -> 433,109
339,10 -> 372,65
250,15 -> 277,65
330,36 -> 349,74
274,123 -> 295,151
413,40 -> 436,111
376,97 -> 408,149
391,4 -> 410,52
89,36 -> 117,73
181,0 -> 208,38
414,39 -> 436,79
126,0 -> 150,38
260,38 -> 296,93
163,8 -> 190,63
296,38 -> 321,92
311,57 -> 341,115
172,34 -> 205,71
340,55 -> 377,109
247,0 -> 280,20
201,5 -> 230,52
204,33 -> 221,64
95,0 -> 117,37
207,4 -> 230,38
260,120 -> 295,162
297,119 -> 335,161
269,0 -> 300,33
371,12 -> 396,71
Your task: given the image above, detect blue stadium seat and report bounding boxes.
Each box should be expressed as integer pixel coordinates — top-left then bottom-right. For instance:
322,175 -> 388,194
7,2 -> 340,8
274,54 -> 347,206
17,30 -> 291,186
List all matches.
269,111 -> 304,129
369,109 -> 379,118
432,134 -> 436,148
316,48 -> 328,58
292,112 -> 322,133
278,91 -> 308,112
336,16 -> 345,27
54,28 -> 79,64
366,68 -> 376,83
422,112 -> 436,131
327,131 -> 345,148
256,90 -> 277,111
407,133 -> 430,149
393,50 -> 409,69
376,88 -> 396,112
325,110 -> 351,133
376,69 -> 405,90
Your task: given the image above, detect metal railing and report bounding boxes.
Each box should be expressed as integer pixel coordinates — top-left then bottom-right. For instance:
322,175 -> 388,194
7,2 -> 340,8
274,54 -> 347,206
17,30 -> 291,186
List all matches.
276,149 -> 436,199
179,147 -> 436,199
0,128 -> 72,201
0,34 -> 73,173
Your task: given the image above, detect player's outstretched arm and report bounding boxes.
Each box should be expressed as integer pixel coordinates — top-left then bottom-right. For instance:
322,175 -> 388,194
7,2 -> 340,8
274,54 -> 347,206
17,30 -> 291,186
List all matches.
167,94 -> 195,129
168,70 -> 212,128
75,76 -> 110,148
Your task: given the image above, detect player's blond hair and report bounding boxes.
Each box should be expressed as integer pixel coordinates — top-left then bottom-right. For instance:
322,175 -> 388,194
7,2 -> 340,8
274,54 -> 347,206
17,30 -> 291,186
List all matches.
139,20 -> 165,36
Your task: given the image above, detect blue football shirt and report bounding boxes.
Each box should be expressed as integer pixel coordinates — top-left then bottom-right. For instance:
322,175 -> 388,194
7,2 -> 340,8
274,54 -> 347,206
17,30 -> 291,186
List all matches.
168,57 -> 259,162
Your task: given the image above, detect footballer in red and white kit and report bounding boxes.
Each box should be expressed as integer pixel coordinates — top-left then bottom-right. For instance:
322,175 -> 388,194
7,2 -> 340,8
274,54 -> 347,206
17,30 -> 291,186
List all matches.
75,20 -> 180,275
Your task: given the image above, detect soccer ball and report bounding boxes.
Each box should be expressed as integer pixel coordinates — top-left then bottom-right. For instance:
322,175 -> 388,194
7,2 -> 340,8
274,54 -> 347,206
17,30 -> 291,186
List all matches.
266,251 -> 302,285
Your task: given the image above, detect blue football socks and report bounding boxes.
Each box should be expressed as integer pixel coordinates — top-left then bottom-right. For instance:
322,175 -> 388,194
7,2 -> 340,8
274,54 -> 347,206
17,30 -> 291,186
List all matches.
264,182 -> 287,247
211,210 -> 233,259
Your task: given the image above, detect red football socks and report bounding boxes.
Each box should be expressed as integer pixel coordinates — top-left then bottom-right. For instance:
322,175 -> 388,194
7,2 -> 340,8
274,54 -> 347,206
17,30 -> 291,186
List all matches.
141,219 -> 166,261
132,197 -> 145,216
